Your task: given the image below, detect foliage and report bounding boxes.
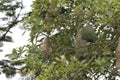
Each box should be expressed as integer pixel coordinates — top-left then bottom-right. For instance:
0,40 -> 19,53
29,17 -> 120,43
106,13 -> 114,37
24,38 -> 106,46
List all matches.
1,0 -> 120,80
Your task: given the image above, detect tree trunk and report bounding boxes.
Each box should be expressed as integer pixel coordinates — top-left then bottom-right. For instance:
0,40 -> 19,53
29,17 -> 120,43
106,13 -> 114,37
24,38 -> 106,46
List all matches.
115,37 -> 120,68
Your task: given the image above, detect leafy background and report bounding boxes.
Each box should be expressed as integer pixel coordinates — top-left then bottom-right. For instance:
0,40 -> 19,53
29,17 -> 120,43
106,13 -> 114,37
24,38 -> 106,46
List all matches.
0,0 -> 120,80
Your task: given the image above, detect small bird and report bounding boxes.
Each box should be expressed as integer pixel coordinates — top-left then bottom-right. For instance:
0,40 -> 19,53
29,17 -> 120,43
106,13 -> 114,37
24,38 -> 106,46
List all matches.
40,37 -> 53,56
75,26 -> 97,60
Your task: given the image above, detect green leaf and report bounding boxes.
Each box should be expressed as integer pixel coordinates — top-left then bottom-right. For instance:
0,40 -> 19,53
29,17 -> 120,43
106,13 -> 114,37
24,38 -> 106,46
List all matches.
10,59 -> 25,66
102,48 -> 111,55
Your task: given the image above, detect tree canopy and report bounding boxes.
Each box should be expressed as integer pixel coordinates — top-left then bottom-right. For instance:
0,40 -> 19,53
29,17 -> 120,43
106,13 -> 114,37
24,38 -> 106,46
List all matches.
0,0 -> 120,80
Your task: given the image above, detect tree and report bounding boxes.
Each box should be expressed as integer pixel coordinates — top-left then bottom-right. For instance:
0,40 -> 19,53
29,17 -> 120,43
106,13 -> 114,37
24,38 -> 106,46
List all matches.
1,0 -> 120,80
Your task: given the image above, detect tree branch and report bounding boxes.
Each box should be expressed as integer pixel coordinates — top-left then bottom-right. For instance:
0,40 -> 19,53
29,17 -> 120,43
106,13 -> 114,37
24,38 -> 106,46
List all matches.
0,0 -> 23,41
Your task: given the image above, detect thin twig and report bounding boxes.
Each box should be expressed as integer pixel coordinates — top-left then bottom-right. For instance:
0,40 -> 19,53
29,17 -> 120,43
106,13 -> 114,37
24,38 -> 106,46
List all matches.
0,1 -> 24,41
87,53 -> 98,65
